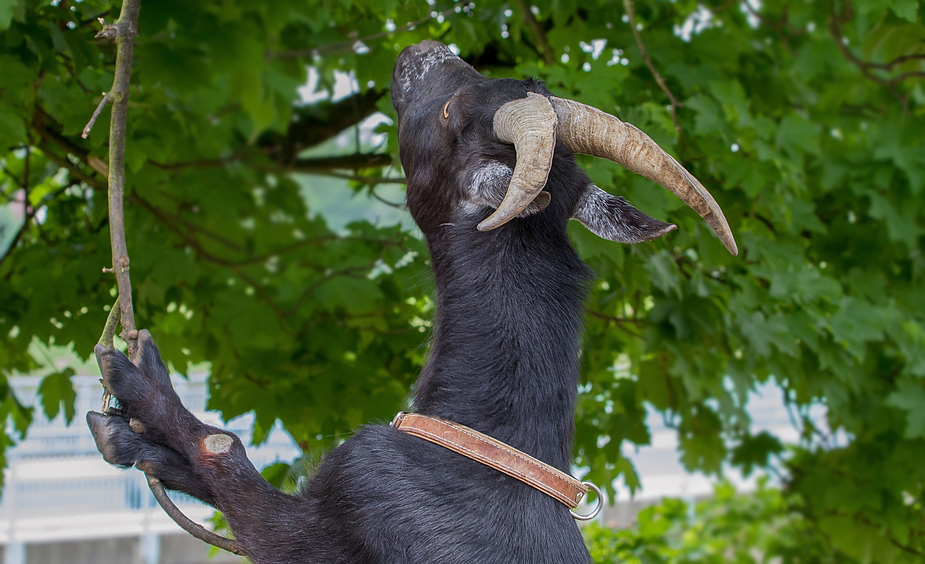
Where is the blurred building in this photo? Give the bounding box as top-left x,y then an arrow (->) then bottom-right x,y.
2,374 -> 299,564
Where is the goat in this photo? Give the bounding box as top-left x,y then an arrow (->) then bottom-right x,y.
87,40 -> 736,563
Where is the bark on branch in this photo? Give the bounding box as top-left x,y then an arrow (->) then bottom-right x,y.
100,2 -> 140,356
623,0 -> 683,131
81,92 -> 111,139
828,1 -> 924,109
514,0 -> 554,66
89,0 -> 243,555
262,89 -> 384,162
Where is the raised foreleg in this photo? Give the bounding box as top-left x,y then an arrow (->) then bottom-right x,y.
87,331 -> 321,562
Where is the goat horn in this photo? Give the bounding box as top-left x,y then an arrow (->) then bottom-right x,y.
550,97 -> 738,256
478,93 -> 557,231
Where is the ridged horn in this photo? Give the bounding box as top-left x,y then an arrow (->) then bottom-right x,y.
478,92 -> 558,231
550,97 -> 738,256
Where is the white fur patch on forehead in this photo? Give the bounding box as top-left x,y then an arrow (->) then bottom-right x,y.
399,47 -> 460,95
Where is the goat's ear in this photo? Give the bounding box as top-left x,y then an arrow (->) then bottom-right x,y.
571,184 -> 677,243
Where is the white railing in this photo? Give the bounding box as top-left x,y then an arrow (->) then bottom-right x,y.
2,373 -> 300,564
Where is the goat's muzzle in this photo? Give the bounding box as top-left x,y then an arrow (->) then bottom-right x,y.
482,94 -> 738,256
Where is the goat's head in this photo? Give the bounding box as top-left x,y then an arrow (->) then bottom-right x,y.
392,40 -> 737,256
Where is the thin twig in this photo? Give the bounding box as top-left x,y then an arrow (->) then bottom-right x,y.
623,0 -> 683,131
369,187 -> 407,209
98,298 -> 121,415
0,149 -> 32,268
98,298 -> 121,348
133,192 -> 404,267
514,0 -> 554,65
740,0 -> 798,55
1,166 -> 24,199
587,310 -> 645,339
827,2 -> 915,107
81,92 -> 111,139
148,156 -> 238,171
60,53 -> 93,94
91,0 -> 244,555
99,2 -> 141,355
828,3 -> 924,75
321,171 -> 407,186
874,53 -> 925,70
887,72 -> 925,84
34,139 -> 107,191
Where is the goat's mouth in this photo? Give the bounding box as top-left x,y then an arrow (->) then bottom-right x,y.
479,92 -> 738,255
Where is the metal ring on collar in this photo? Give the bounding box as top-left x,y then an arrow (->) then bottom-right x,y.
570,482 -> 603,521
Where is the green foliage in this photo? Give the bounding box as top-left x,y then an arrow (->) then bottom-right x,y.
584,480 -> 850,564
0,0 -> 923,560
37,367 -> 76,424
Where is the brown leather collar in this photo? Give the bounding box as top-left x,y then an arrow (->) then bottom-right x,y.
391,412 -> 602,520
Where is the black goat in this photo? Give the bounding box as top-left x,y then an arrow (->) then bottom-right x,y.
88,40 -> 735,563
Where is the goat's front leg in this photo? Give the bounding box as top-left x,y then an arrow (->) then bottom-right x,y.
87,331 -> 305,560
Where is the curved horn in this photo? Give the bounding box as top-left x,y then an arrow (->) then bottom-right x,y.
550,97 -> 738,256
478,93 -> 558,231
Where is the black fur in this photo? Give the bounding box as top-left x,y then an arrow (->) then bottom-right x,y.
87,41 -> 672,563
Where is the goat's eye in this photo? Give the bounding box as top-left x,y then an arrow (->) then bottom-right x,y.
442,101 -> 451,119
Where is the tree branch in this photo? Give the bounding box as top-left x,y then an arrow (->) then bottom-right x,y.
368,188 -> 406,209
875,53 -> 925,71
315,171 -> 405,187
147,156 -> 238,171
623,0 -> 683,131
33,87 -> 388,187
740,1 -> 800,55
81,91 -> 110,138
587,310 -> 645,339
99,3 -> 140,355
149,151 -> 393,176
261,89 -> 384,163
34,139 -> 107,191
828,2 -> 920,106
0,149 -> 31,268
133,192 -> 404,268
514,0 -> 554,66
273,152 -> 393,174
89,1 -> 245,555
98,298 -> 121,348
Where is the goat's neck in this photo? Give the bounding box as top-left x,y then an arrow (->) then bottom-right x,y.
413,220 -> 590,471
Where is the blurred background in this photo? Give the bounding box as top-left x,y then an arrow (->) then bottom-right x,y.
0,0 -> 923,562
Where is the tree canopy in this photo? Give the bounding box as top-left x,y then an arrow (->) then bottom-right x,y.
1,0 -> 923,560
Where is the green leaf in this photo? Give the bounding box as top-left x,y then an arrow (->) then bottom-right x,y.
890,0 -> 919,22
0,0 -> 20,30
731,431 -> 784,476
644,250 -> 681,298
0,102 -> 26,146
887,379 -> 925,439
38,368 -> 77,424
